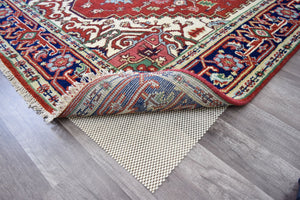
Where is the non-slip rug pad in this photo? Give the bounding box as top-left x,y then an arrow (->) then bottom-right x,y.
70,107 -> 226,192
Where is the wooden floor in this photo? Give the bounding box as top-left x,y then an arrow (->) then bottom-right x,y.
0,50 -> 299,200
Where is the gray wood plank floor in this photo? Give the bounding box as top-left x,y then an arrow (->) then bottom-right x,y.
0,50 -> 299,200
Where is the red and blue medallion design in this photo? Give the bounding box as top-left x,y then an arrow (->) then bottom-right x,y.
0,0 -> 299,119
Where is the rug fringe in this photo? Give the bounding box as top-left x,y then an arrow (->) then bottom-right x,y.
0,54 -> 134,122
0,59 -> 53,120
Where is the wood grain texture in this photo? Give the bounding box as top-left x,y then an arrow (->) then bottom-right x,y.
0,119 -> 51,200
154,144 -> 273,200
0,50 -> 299,199
200,118 -> 300,200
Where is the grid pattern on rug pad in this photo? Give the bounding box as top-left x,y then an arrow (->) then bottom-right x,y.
70,107 -> 226,192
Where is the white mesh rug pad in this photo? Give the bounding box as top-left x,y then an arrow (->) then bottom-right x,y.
70,107 -> 226,192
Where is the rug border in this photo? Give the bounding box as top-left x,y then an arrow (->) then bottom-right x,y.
169,43 -> 300,106
0,53 -> 54,120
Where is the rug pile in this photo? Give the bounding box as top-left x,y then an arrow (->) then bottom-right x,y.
0,0 -> 299,192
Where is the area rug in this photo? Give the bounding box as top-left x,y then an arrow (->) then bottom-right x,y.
0,0 -> 299,193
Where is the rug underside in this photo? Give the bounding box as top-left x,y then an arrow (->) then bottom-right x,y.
70,107 -> 226,192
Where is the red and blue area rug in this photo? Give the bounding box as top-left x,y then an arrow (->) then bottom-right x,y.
0,0 -> 299,120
